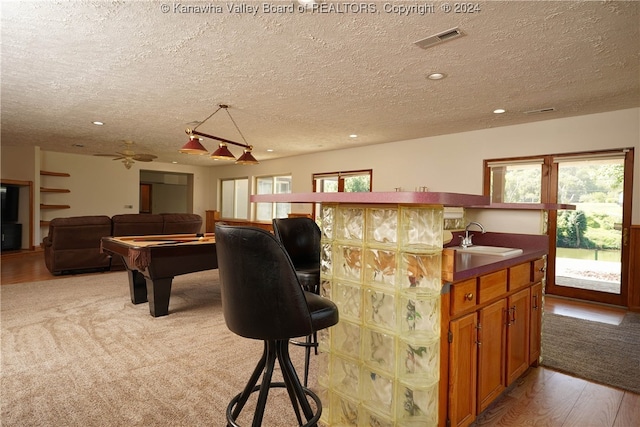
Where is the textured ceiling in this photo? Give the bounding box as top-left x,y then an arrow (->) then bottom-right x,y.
2,1 -> 639,167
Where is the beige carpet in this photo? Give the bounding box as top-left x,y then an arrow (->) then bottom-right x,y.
1,270 -> 317,426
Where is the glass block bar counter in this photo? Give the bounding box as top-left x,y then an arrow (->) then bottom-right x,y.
319,202 -> 446,426
251,192 -> 490,427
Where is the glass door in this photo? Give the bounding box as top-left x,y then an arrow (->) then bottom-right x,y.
546,151 -> 632,306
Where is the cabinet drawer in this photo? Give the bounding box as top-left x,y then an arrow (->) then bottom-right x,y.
451,278 -> 477,316
509,263 -> 532,291
533,258 -> 545,283
478,270 -> 507,304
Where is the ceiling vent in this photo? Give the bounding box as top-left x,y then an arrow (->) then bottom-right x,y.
524,107 -> 556,115
414,27 -> 466,50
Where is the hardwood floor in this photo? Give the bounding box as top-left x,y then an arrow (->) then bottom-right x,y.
545,295 -> 627,326
473,366 -> 640,427
2,252 -> 639,426
1,249 -> 54,284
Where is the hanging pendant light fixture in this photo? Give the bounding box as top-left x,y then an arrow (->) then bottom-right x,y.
180,104 -> 259,165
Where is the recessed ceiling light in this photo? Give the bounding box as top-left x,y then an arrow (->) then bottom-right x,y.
427,72 -> 446,80
349,134 -> 358,138
92,121 -> 104,126
267,149 -> 274,152
493,109 -> 506,114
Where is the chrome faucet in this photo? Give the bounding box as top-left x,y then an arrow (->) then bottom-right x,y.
460,222 -> 485,248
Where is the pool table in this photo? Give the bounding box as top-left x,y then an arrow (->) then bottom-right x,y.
101,233 -> 217,317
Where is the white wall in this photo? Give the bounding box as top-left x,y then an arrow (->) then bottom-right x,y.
140,170 -> 191,214
151,184 -> 188,214
211,108 -> 640,226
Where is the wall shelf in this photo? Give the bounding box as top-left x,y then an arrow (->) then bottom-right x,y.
40,171 -> 71,223
40,187 -> 70,193
40,204 -> 70,210
40,171 -> 70,177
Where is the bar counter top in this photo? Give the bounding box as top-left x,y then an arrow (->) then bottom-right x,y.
251,191 -> 490,206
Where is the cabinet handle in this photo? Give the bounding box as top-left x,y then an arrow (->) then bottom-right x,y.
464,293 -> 474,301
476,323 -> 482,346
533,295 -> 538,310
506,307 -> 517,326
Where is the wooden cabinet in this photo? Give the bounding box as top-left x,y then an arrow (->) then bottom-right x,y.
448,312 -> 478,427
450,278 -> 476,316
445,258 -> 543,427
477,270 -> 507,304
505,287 -> 530,385
529,282 -> 543,364
477,299 -> 507,413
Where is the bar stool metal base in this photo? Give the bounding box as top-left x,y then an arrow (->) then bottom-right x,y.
226,340 -> 322,427
290,333 -> 318,387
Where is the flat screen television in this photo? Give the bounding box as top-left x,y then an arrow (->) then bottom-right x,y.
1,185 -> 20,223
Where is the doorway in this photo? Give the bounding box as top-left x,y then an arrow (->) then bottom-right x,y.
485,148 -> 633,307
547,151 -> 633,306
139,171 -> 193,214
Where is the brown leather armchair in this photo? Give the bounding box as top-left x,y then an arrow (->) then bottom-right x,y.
43,216 -> 113,275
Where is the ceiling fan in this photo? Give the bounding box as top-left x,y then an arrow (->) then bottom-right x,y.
94,141 -> 157,169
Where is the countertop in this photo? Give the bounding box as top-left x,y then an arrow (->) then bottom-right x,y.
442,232 -> 548,282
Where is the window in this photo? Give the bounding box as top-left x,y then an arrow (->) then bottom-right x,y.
255,175 -> 292,221
220,178 -> 248,219
313,170 -> 372,193
486,159 -> 543,203
312,169 -> 372,218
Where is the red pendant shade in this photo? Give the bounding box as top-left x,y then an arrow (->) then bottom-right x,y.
179,136 -> 208,155
210,143 -> 236,160
235,149 -> 259,165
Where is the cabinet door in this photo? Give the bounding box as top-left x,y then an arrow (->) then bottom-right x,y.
505,288 -> 531,385
477,298 -> 507,413
529,282 -> 543,365
448,312 -> 478,427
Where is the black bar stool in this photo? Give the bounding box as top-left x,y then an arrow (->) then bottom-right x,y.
272,217 -> 322,387
215,224 -> 339,427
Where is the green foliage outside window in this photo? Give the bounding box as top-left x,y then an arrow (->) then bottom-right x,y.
556,163 -> 623,250
345,175 -> 370,192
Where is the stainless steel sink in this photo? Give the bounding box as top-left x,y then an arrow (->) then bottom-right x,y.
454,245 -> 523,257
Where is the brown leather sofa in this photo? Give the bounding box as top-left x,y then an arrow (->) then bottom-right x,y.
43,213 -> 202,275
108,213 -> 203,270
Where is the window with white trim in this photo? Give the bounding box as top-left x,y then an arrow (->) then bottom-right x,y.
220,177 -> 249,219
255,175 -> 292,221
